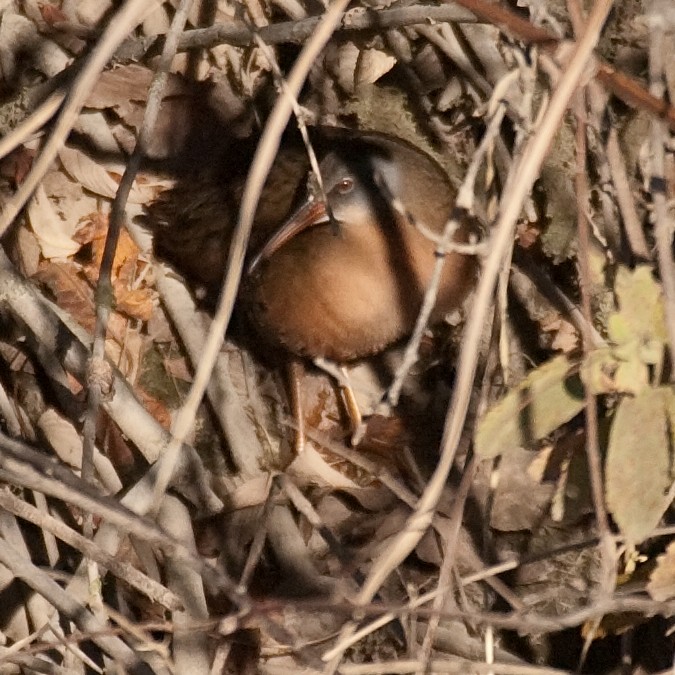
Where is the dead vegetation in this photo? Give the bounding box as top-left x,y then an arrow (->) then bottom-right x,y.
0,0 -> 674,673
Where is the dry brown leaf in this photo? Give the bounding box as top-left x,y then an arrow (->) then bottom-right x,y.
333,41 -> 360,94
541,312 -> 580,354
137,387 -> 172,430
516,221 -> 542,249
33,260 -> 95,332
12,225 -> 41,277
96,412 -> 136,476
84,63 -> 190,122
0,147 -> 35,186
76,214 -> 154,322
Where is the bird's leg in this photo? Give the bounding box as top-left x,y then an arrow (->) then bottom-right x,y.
286,357 -> 306,454
338,366 -> 365,446
314,358 -> 367,446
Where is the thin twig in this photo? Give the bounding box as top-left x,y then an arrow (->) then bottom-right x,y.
113,4 -> 478,60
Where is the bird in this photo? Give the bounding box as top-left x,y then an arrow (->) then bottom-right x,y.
150,126 -> 478,363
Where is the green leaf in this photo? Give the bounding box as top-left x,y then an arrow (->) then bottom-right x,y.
475,355 -> 585,458
605,387 -> 673,545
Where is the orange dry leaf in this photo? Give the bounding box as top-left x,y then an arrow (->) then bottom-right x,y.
75,213 -> 141,278
115,288 -> 154,322
75,213 -> 154,321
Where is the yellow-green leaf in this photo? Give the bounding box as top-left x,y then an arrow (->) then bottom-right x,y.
475,355 -> 585,458
607,266 -> 667,366
606,387 -> 673,545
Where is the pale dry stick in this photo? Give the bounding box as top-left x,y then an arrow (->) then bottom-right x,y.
278,474 -> 354,571
0,509 -> 62,658
210,643 -> 232,675
0,92 -> 63,162
415,23 -> 492,105
332,527 -> 664,659
32,490 -> 59,566
297,421 -> 521,603
605,123 -> 650,260
158,495 -> 210,675
319,593 -> 675,642
417,24 -> 492,102
462,520 -> 675,588
271,0 -> 307,20
0,0 -> 161,238
0,487 -> 183,611
567,0 -> 613,540
48,618 -> 105,674
298,423 -> 420,506
0,605 -> 55,664
238,481 -> 276,590
322,2 -> 615,670
510,257 -> 606,348
0,379 -> 22,436
150,0 -> 351,506
243,0 -> 268,28
82,2 -> 197,597
648,12 -> 675,377
1,616 -> 104,674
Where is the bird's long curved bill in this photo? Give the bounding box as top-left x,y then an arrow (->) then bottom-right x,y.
247,199 -> 329,274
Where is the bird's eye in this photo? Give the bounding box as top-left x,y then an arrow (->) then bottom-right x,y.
337,177 -> 354,194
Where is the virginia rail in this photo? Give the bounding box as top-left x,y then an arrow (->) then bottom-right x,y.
151,126 -> 478,364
